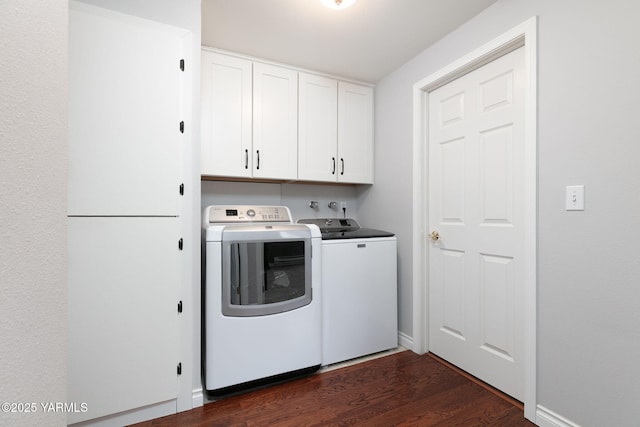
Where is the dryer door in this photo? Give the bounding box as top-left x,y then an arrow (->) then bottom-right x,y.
221,226 -> 312,317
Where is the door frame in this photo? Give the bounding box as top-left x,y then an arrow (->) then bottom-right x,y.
411,17 -> 537,421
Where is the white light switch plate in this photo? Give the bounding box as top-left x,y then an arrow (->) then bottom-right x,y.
566,185 -> 585,211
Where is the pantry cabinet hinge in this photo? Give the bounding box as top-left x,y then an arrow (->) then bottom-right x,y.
179,121 -> 184,134
179,183 -> 184,195
178,238 -> 183,251
179,59 -> 185,72
178,300 -> 183,313
177,363 -> 182,376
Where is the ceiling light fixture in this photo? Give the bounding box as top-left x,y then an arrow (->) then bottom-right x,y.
321,0 -> 358,10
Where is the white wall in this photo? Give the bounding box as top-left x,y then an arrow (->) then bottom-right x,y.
202,182 -> 359,222
79,0 -> 200,31
361,0 -> 640,425
0,1 -> 68,426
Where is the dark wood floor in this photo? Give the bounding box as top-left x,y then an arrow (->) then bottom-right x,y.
132,350 -> 535,426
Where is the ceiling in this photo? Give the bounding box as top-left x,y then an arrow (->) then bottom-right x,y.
201,0 -> 498,83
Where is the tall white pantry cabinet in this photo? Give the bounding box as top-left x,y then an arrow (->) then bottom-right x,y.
68,3 -> 193,425
201,49 -> 374,183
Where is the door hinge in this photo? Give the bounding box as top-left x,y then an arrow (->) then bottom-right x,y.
179,121 -> 184,134
178,238 -> 183,251
178,300 -> 183,313
179,183 -> 184,196
177,363 -> 182,375
179,59 -> 185,72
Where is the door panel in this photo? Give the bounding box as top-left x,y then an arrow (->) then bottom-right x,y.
253,63 -> 298,180
479,253 -> 515,360
298,73 -> 338,182
68,6 -> 182,215
439,91 -> 465,125
480,125 -> 513,224
337,82 -> 374,183
480,70 -> 514,112
68,217 -> 179,424
201,51 -> 252,177
441,137 -> 466,224
428,47 -> 525,401
441,249 -> 466,340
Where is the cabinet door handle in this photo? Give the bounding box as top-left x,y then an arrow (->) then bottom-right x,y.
340,158 -> 345,175
332,157 -> 336,175
244,149 -> 248,169
256,150 -> 260,170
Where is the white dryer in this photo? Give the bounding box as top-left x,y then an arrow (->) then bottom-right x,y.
203,205 -> 322,393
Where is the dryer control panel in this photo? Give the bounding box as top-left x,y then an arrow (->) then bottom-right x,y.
207,205 -> 292,223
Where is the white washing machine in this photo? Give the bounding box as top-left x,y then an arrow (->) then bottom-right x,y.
298,218 -> 397,366
203,205 -> 322,393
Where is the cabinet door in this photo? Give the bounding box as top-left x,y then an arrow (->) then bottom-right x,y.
298,73 -> 338,182
201,51 -> 252,178
253,63 -> 298,180
338,82 -> 374,184
68,217 -> 179,424
69,6 -> 181,215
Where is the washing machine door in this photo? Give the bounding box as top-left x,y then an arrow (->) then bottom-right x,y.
221,225 -> 312,317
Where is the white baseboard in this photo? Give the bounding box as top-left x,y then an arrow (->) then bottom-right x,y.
68,400 -> 175,427
536,405 -> 580,427
397,331 -> 582,427
398,331 -> 413,351
192,387 -> 204,408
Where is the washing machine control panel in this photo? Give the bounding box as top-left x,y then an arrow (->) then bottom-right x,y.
298,218 -> 360,232
207,205 -> 292,223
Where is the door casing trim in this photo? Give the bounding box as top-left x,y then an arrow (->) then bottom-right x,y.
411,16 -> 538,422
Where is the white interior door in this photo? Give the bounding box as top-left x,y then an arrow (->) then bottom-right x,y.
428,47 -> 525,401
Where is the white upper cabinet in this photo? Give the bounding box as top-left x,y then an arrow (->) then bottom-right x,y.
201,52 -> 298,180
201,51 -> 252,178
298,73 -> 338,182
299,76 -> 374,184
252,63 -> 298,180
201,49 -> 373,184
338,81 -> 374,184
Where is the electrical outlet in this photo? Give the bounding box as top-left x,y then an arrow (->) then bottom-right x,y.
340,201 -> 347,211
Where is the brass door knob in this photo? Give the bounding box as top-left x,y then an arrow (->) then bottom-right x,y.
429,231 -> 440,241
